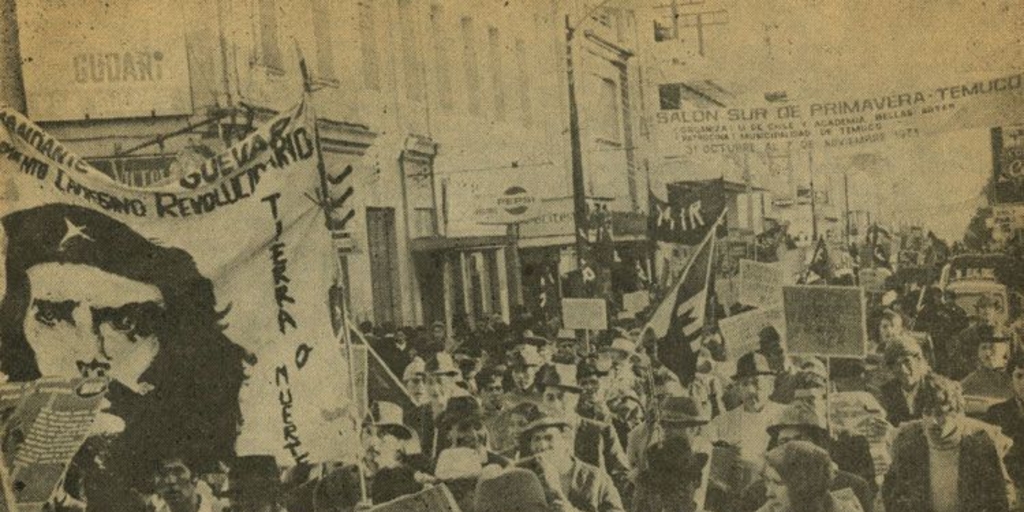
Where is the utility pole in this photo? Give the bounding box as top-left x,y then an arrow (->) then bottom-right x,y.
809,145 -> 818,241
565,15 -> 589,277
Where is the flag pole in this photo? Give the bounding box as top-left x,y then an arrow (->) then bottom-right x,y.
296,41 -> 369,503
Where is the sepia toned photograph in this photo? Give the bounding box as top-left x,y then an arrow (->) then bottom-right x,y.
0,0 -> 1021,511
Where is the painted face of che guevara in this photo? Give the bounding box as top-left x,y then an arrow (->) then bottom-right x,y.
23,262 -> 163,393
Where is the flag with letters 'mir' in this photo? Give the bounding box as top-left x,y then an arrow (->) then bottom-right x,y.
643,210 -> 724,385
0,98 -> 358,485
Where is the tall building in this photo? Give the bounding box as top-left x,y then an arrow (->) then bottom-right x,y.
0,0 -> 651,334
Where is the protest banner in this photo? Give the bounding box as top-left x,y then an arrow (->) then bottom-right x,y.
561,298 -> 608,331
738,260 -> 784,308
783,286 -> 868,358
0,100 -> 357,476
0,378 -> 104,510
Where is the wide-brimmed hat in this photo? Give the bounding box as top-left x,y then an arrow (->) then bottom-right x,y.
767,403 -> 828,438
437,396 -> 484,434
367,401 -> 414,438
642,437 -> 709,486
732,352 -> 776,380
225,455 -> 281,499
518,403 -> 572,438
659,396 -> 710,425
510,345 -> 544,368
539,363 -> 582,393
522,331 -> 550,348
474,468 -> 547,512
427,352 -> 461,376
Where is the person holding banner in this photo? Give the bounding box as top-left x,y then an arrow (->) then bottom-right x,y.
0,204 -> 249,510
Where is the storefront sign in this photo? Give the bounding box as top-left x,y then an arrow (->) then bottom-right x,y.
17,0 -> 193,120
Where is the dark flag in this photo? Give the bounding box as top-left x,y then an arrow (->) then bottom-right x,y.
642,210 -> 724,385
868,225 -> 893,269
804,238 -> 833,284
648,179 -> 727,245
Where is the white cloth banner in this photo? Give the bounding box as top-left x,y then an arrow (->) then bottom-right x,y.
0,101 -> 356,473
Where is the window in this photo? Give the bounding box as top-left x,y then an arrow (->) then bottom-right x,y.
658,83 -> 720,110
404,159 -> 437,238
358,1 -> 380,90
430,5 -> 453,110
597,77 -> 620,142
515,38 -> 531,127
488,27 -> 505,120
461,17 -> 481,114
258,0 -> 282,70
312,0 -> 336,81
399,0 -> 423,101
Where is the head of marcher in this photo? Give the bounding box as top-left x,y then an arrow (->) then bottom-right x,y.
554,330 -> 580,364
152,456 -> 201,512
402,357 -> 428,406
519,404 -> 574,468
878,308 -> 907,346
362,402 -> 418,476
1009,351 -> 1024,402
733,351 -> 777,412
976,325 -> 1011,370
225,455 -> 283,512
475,365 -> 506,408
474,468 -> 548,512
539,363 -> 582,417
438,396 -> 489,458
426,352 -> 462,410
577,359 -> 609,404
763,441 -> 836,512
757,326 -> 787,372
509,344 -> 544,393
918,373 -> 966,444
885,334 -> 929,390
603,337 -> 636,368
639,436 -> 709,512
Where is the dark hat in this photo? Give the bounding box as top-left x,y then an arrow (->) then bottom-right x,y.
522,331 -> 549,348
539,363 -> 582,393
766,403 -> 828,438
659,396 -> 710,425
577,359 -> 610,380
226,455 -> 281,499
312,464 -> 363,512
642,437 -> 708,486
437,396 -> 484,434
732,352 -> 776,380
474,468 -> 547,512
517,403 -> 572,439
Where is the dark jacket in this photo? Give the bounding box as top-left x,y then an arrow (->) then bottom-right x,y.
735,468 -> 874,512
518,457 -> 625,512
985,398 -> 1024,486
882,420 -> 1010,512
878,379 -> 921,427
574,417 -> 631,485
371,466 -> 422,505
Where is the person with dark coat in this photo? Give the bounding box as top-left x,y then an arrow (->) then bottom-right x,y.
883,373 -> 1012,512
984,351 -> 1024,487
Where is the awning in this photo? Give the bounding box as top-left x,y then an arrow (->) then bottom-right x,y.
409,234 -> 511,252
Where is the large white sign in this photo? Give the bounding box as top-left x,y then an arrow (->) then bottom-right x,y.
17,0 -> 193,121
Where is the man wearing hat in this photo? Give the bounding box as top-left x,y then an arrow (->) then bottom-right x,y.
633,437 -> 709,512
475,468 -> 549,512
402,357 -> 428,407
961,325 -> 1014,404
727,403 -> 876,512
576,359 -> 613,423
601,337 -> 639,399
148,456 -> 229,512
515,405 -> 625,512
537,363 -> 631,491
409,352 -> 467,459
435,395 -> 510,469
708,352 -> 784,466
362,401 -> 425,505
877,334 -> 930,427
508,344 -> 545,396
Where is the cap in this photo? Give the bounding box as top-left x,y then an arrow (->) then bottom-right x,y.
539,363 -> 582,393
732,352 -> 776,380
659,396 -> 710,425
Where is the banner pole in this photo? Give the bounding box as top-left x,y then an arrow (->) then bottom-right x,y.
297,41 -> 369,503
825,356 -> 833,439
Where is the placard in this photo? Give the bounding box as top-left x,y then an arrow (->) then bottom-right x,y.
783,285 -> 868,358
561,298 -> 608,331
622,290 -> 651,315
738,260 -> 784,308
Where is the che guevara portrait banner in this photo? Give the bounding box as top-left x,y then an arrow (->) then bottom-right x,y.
0,100 -> 358,473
